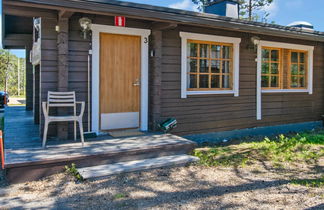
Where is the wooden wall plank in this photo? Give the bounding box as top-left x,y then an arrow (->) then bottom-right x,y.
160,27 -> 324,135
39,13 -> 324,137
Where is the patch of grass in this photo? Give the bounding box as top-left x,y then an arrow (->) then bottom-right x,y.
194,132 -> 324,167
290,176 -> 324,188
250,134 -> 323,163
65,163 -> 84,182
194,147 -> 253,167
10,95 -> 26,98
113,193 -> 127,200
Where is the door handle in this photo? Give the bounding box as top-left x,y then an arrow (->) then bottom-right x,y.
133,79 -> 141,86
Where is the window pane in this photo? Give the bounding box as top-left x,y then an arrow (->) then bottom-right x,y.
222,61 -> 230,73
271,50 -> 279,61
270,76 -> 279,87
222,75 -> 230,88
291,64 -> 298,75
262,63 -> 269,74
261,76 -> 269,87
211,75 -> 220,88
188,74 -> 197,88
199,74 -> 209,88
271,63 -> 279,74
262,49 -> 270,61
211,45 -> 221,59
291,52 -> 298,63
299,64 -> 305,75
188,43 -> 198,57
291,76 -> 298,88
299,52 -> 305,63
211,60 -> 221,73
200,44 -> 209,58
199,59 -> 209,73
188,59 -> 197,73
222,46 -> 231,59
299,77 -> 306,87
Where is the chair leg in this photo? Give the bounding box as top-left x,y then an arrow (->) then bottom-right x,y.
42,120 -> 49,148
78,120 -> 85,146
74,121 -> 77,141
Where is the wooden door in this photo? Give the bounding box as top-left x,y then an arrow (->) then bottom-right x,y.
100,33 -> 141,130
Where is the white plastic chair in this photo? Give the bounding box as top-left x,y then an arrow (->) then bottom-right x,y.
42,91 -> 85,148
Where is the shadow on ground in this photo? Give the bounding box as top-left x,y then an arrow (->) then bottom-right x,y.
1,160 -> 323,209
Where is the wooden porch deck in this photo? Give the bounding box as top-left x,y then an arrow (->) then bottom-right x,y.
3,107 -> 197,183
4,106 -> 40,149
5,134 -> 196,167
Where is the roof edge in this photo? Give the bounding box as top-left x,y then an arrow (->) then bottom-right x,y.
6,0 -> 324,42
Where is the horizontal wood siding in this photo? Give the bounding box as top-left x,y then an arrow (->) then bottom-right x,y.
40,17 -> 58,136
67,15 -> 90,134
40,13 -> 152,137
39,13 -> 324,137
161,26 -> 324,135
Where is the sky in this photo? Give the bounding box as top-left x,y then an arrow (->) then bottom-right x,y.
2,0 -> 324,58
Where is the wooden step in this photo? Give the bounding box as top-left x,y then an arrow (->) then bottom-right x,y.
78,155 -> 199,179
5,134 -> 197,183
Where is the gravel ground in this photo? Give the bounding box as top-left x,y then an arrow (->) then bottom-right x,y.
8,97 -> 26,105
0,160 -> 323,210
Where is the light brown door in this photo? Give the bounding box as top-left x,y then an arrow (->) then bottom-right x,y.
100,33 -> 141,130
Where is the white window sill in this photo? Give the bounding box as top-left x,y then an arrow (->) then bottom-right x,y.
262,89 -> 310,93
186,90 -> 238,96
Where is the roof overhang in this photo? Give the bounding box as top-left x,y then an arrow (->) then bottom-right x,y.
1,15 -> 33,49
3,0 -> 324,42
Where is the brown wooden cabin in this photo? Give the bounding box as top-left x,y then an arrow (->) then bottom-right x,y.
3,0 -> 324,140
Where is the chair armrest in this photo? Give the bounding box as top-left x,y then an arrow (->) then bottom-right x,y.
76,101 -> 85,118
42,102 -> 48,117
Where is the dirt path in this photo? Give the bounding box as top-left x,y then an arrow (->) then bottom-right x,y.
0,161 -> 323,209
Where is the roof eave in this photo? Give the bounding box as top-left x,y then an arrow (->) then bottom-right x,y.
6,0 -> 324,42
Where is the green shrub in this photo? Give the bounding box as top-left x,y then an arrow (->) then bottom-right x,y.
65,163 -> 84,182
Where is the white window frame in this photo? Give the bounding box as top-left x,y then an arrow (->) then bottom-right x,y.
180,32 -> 241,98
256,40 -> 314,120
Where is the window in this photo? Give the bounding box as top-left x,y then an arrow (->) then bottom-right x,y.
256,40 -> 314,121
187,40 -> 233,90
260,46 -> 310,91
289,51 -> 307,88
180,32 -> 241,98
261,48 -> 281,88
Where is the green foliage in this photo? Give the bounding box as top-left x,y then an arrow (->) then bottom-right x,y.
113,193 -> 127,199
194,147 -> 253,167
65,163 -> 84,182
239,0 -> 273,21
0,116 -> 4,131
192,0 -> 213,11
0,49 -> 26,96
290,176 -> 324,188
194,132 -> 324,167
191,0 -> 274,22
251,134 -> 323,163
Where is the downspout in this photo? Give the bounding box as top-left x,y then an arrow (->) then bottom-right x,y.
256,41 -> 262,120
88,47 -> 92,133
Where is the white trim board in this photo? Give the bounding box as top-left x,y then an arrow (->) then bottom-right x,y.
179,32 -> 241,98
91,24 -> 151,133
256,40 -> 314,120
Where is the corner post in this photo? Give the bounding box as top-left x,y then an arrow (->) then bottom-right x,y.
149,29 -> 162,130
57,14 -> 70,139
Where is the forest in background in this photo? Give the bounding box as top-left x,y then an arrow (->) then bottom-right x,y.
0,49 -> 26,97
